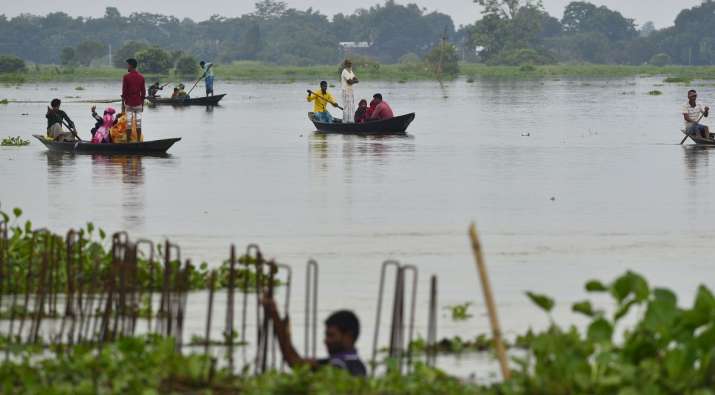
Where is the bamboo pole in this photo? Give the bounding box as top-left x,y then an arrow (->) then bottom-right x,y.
468,223 -> 511,380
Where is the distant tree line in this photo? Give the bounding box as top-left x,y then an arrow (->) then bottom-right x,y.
0,0 -> 453,67
1,0 -> 715,68
460,0 -> 715,66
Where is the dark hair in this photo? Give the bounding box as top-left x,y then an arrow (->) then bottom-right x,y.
325,310 -> 360,341
358,99 -> 367,106
688,89 -> 697,95
126,58 -> 138,68
50,98 -> 61,107
373,93 -> 383,100
320,80 -> 328,86
200,61 -> 206,66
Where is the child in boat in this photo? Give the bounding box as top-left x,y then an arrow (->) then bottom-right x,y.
109,112 -> 128,143
366,98 -> 378,119
91,106 -> 115,144
354,99 -> 368,123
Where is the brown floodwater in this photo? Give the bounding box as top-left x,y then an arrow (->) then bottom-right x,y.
1,77 -> 715,378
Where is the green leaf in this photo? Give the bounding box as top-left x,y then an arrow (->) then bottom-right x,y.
692,285 -> 715,325
585,280 -> 608,292
611,271 -> 649,304
643,288 -> 679,333
99,229 -> 106,240
0,211 -> 8,223
613,299 -> 637,322
587,317 -> 613,343
525,291 -> 555,313
24,220 -> 32,234
86,222 -> 94,234
12,207 -> 22,218
572,300 -> 595,317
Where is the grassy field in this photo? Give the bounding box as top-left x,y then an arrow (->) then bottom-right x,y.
3,62 -> 715,84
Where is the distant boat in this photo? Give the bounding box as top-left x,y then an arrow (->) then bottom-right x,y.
147,94 -> 226,106
309,112 -> 415,135
33,135 -> 181,155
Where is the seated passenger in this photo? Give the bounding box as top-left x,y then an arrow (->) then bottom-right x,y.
368,93 -> 394,121
45,98 -> 77,142
354,99 -> 368,123
171,87 -> 180,99
91,107 -> 115,144
308,80 -> 341,123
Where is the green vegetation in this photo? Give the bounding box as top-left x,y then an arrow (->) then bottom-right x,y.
0,207 -> 274,293
0,99 -> 8,104
1,270 -> 715,394
665,76 -> 693,84
176,55 -> 199,77
136,47 -> 173,74
648,90 -> 663,96
3,63 -> 715,84
1,136 -> 30,146
446,302 -> 473,321
0,55 -> 26,73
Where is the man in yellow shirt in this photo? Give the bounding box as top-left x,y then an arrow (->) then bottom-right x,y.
308,81 -> 342,123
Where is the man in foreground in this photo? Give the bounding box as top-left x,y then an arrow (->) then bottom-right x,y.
683,89 -> 710,139
368,93 -> 394,121
121,58 -> 146,142
262,294 -> 367,377
45,99 -> 77,141
308,81 -> 342,123
200,61 -> 215,97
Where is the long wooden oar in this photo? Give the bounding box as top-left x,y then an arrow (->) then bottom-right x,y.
61,120 -> 82,142
186,72 -> 207,96
307,90 -> 343,110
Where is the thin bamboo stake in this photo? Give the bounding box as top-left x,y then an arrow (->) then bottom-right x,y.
468,223 -> 511,380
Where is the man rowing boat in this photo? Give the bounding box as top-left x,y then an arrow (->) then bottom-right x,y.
683,89 -> 710,139
308,81 -> 342,123
45,98 -> 78,141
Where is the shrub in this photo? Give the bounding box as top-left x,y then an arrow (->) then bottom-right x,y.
113,41 -> 150,68
487,48 -> 556,66
649,52 -> 671,67
0,55 -> 26,74
176,55 -> 198,76
135,47 -> 173,74
423,44 -> 460,78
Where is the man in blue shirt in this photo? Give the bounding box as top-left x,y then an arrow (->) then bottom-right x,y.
262,295 -> 367,377
199,61 -> 215,97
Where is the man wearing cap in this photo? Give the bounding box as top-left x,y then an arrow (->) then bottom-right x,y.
122,58 -> 146,142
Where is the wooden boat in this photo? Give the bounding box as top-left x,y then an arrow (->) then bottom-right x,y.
309,112 -> 415,135
33,135 -> 181,155
147,94 -> 226,106
681,129 -> 715,146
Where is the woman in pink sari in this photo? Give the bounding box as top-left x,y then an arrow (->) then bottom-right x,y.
91,107 -> 116,144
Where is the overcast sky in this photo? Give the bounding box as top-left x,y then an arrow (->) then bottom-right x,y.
2,0 -> 702,28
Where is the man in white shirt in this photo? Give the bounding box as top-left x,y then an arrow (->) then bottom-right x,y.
683,89 -> 710,139
340,59 -> 359,123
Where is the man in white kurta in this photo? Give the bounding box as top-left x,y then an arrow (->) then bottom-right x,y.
341,60 -> 358,123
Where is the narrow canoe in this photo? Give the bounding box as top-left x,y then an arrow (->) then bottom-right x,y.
682,130 -> 715,146
309,112 -> 415,135
33,135 -> 181,155
147,94 -> 226,106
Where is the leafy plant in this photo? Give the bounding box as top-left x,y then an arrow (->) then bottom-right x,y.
1,136 -> 29,146
445,302 -> 473,321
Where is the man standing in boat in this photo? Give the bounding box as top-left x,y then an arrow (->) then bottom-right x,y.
121,58 -> 146,142
308,81 -> 342,123
683,89 -> 710,139
200,61 -> 215,97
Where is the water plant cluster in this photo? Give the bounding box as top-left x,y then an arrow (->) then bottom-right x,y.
0,207 -> 272,294
0,136 -> 29,146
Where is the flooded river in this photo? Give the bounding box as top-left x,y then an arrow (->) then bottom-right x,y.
1,77 -> 715,378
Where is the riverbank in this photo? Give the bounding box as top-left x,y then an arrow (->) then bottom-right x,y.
3,62 -> 715,84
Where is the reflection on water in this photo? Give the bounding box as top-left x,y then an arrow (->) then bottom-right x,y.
683,145 -> 712,182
